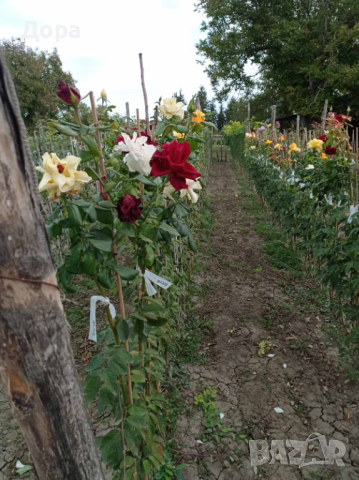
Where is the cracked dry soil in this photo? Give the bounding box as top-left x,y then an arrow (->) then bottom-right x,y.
177,159 -> 359,480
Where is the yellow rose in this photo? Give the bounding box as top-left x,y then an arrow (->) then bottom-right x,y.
192,109 -> 205,124
320,153 -> 327,160
274,144 -> 281,150
288,143 -> 301,154
307,139 -> 323,152
173,131 -> 185,139
280,135 -> 285,141
265,140 -> 272,145
36,153 -> 91,201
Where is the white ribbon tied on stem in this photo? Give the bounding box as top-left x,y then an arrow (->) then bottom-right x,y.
89,296 -> 116,342
348,205 -> 359,224
138,269 -> 172,296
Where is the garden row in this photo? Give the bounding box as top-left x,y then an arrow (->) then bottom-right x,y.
34,79 -> 215,480
225,113 -> 359,379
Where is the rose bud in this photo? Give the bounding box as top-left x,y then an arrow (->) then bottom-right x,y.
116,194 -> 142,223
56,81 -> 81,106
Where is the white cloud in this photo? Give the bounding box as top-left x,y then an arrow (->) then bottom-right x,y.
1,0 -> 215,118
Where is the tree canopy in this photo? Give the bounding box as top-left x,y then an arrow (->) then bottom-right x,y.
196,0 -> 359,118
1,38 -> 76,130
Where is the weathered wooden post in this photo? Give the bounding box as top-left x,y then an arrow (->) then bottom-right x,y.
247,102 -> 250,134
322,99 -> 328,132
0,50 -> 105,480
271,105 -> 276,142
139,53 -> 149,134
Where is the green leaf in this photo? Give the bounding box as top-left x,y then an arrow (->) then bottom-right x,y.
83,375 -> 101,403
100,430 -> 123,467
49,122 -> 78,136
79,150 -> 96,163
81,134 -> 101,157
16,465 -> 32,475
108,358 -> 127,375
127,415 -> 147,429
97,268 -> 113,289
86,355 -> 105,372
116,222 -> 136,239
187,232 -> 197,252
145,244 -> 155,267
113,347 -> 133,365
176,125 -> 189,133
143,459 -> 151,475
104,181 -> 117,192
95,207 -> 114,225
46,222 -> 62,239
100,385 -> 116,406
67,204 -> 83,227
113,266 -> 139,280
103,370 -> 118,394
134,174 -> 155,186
88,230 -> 113,252
159,222 -> 179,236
117,320 -> 130,342
203,121 -> 217,130
130,369 -> 146,383
81,252 -> 97,276
129,405 -> 148,417
155,122 -> 166,136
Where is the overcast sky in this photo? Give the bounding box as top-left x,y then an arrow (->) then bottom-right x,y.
1,0 -> 216,117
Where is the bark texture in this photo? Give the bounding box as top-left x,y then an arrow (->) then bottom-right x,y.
0,50 -> 105,480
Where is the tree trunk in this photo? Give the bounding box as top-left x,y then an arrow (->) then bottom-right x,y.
0,50 -> 105,480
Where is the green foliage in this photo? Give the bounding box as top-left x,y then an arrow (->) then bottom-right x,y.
196,0 -> 359,117
1,38 -> 76,130
194,389 -> 232,444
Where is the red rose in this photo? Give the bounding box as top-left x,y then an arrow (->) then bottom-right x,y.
325,146 -> 337,155
56,81 -> 80,105
318,135 -> 328,143
116,194 -> 141,223
150,141 -> 200,190
334,115 -> 344,123
115,132 -> 158,146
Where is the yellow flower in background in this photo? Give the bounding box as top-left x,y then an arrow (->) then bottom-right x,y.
36,153 -> 91,200
274,144 -> 281,150
192,109 -> 206,124
280,135 -> 285,141
288,143 -> 301,154
307,139 -> 323,152
320,153 -> 327,160
101,89 -> 107,98
265,140 -> 272,145
173,131 -> 185,139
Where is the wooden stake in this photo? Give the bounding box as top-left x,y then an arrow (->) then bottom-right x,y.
247,102 -> 250,133
271,105 -> 276,142
126,102 -> 131,131
296,115 -> 300,143
322,99 -> 328,133
139,53 -> 149,134
136,108 -> 140,134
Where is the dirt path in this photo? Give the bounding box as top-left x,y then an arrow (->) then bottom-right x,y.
177,158 -> 359,480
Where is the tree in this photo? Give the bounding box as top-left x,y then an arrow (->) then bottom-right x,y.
196,0 -> 359,117
0,49 -> 105,480
197,85 -> 209,112
1,38 -> 76,130
173,88 -> 186,103
217,103 -> 226,130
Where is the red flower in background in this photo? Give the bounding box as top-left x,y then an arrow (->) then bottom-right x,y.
335,115 -> 344,123
56,81 -> 80,105
318,135 -> 328,143
116,194 -> 142,223
325,146 -> 337,155
114,132 -> 158,146
150,141 -> 200,190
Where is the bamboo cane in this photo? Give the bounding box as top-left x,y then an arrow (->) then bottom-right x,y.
126,102 -> 131,131
136,108 -> 140,135
139,53 -> 149,133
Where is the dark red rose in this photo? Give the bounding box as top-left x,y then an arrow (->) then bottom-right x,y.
150,141 -> 200,190
335,115 -> 344,123
115,135 -> 125,145
116,194 -> 141,223
318,135 -> 328,143
56,81 -> 80,105
325,146 -> 337,155
140,132 -> 158,146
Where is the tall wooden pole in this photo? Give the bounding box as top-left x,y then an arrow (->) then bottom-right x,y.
126,102 -> 131,131
139,53 -> 149,134
247,102 -> 250,133
322,99 -> 328,133
271,105 -> 276,142
0,50 -> 105,480
136,108 -> 140,134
